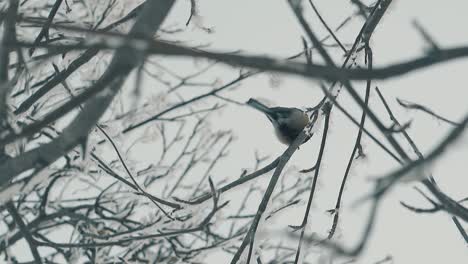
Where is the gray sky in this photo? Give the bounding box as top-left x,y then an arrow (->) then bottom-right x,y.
3,0 -> 468,264
158,0 -> 468,263
7,0 -> 466,262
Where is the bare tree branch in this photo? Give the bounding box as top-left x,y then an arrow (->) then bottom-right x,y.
0,0 -> 175,193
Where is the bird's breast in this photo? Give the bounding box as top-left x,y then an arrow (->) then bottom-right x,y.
274,123 -> 301,145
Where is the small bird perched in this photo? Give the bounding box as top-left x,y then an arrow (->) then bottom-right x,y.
247,98 -> 310,145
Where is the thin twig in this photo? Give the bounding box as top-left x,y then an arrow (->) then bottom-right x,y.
6,201 -> 42,263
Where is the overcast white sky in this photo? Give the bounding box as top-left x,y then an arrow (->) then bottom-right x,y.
147,0 -> 468,263
8,0 -> 468,263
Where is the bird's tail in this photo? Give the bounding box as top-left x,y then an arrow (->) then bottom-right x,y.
246,98 -> 272,114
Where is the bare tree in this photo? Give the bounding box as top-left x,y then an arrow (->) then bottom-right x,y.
0,0 -> 466,263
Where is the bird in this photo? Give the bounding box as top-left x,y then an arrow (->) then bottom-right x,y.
246,98 -> 310,145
